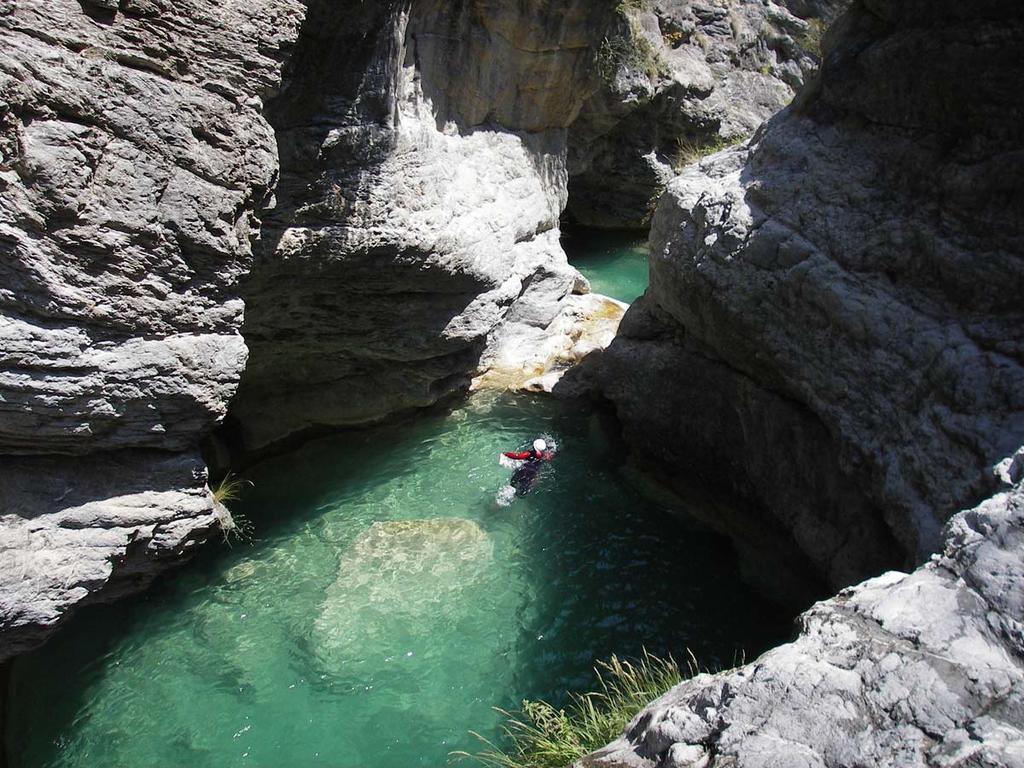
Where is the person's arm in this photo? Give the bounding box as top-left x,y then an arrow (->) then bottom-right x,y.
503,451 -> 531,460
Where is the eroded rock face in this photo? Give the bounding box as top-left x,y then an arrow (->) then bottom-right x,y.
580,0 -> 1024,587
584,476 -> 1024,768
0,0 -> 622,657
0,0 -> 304,658
565,0 -> 849,229
0,450 -> 219,660
577,2 -> 1024,762
227,0 -> 618,455
0,0 -> 302,452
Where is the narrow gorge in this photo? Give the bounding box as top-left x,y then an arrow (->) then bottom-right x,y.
1,0 -> 1021,767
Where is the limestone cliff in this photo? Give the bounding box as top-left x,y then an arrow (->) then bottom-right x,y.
565,0 -> 849,230
575,1 -> 1024,763
578,0 -> 1024,588
226,0 -> 617,455
0,0 -> 618,658
0,0 -> 304,660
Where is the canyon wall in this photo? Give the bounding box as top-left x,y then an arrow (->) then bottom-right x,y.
565,0 -> 848,230
0,0 -> 618,657
578,1 -> 1024,764
225,0 -> 617,456
576,0 -> 1024,589
0,0 -> 304,660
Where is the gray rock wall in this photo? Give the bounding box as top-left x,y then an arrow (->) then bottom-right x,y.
227,0 -> 617,456
581,0 -> 1024,587
0,0 -> 303,454
0,0 -> 304,659
565,0 -> 849,230
576,3 -> 1024,762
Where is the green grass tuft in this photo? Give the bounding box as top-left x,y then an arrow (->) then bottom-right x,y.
212,472 -> 249,505
451,650 -> 695,768
796,18 -> 825,59
211,472 -> 255,545
595,2 -> 665,83
671,134 -> 746,172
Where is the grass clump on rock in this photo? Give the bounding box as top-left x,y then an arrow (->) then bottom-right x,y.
212,472 -> 255,545
452,651 -> 690,768
671,134 -> 745,171
595,0 -> 664,82
796,17 -> 826,59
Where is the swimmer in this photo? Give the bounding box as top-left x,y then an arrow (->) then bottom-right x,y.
500,438 -> 555,496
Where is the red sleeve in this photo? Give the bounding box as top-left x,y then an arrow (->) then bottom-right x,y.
503,451 -> 531,460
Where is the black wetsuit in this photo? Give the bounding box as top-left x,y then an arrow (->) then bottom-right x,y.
502,448 -> 553,496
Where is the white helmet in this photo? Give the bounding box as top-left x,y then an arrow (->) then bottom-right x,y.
533,438 -> 547,452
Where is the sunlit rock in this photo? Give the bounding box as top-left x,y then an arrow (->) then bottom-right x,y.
473,292 -> 628,394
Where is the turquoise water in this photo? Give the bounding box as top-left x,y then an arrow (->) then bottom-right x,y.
6,239 -> 789,767
6,394 -> 790,768
562,228 -> 649,303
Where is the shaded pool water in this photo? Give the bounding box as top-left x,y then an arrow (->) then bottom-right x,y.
562,228 -> 649,303
6,394 -> 790,768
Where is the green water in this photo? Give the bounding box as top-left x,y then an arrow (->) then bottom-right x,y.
562,228 -> 649,303
6,241 -> 790,768
6,394 -> 790,768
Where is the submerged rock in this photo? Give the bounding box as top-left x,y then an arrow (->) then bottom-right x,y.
313,518 -> 493,664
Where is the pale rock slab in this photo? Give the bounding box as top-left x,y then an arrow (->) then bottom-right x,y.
474,291 -> 628,394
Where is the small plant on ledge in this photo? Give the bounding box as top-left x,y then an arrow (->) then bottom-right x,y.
451,650 -> 695,768
796,17 -> 826,59
211,472 -> 255,545
671,133 -> 746,172
595,0 -> 666,83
